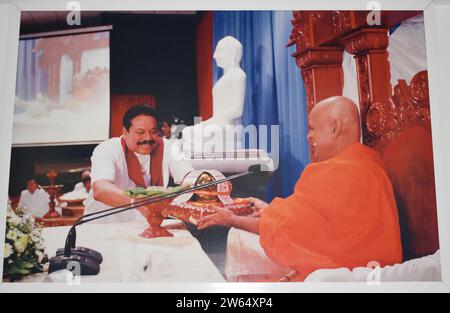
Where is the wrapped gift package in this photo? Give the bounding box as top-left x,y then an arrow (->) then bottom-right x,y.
163,170 -> 254,225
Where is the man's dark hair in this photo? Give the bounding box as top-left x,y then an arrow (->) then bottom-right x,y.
26,177 -> 38,188
123,104 -> 158,131
26,177 -> 37,184
159,116 -> 174,128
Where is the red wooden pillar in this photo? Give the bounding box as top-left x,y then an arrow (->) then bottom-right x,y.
341,28 -> 392,145
196,12 -> 214,120
294,48 -> 344,114
293,47 -> 344,160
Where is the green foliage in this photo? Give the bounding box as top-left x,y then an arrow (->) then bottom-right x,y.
124,185 -> 190,199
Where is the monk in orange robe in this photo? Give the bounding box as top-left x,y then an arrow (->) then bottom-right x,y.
197,96 -> 403,281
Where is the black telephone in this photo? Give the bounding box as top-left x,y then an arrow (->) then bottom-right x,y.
56,247 -> 103,264
48,254 -> 100,276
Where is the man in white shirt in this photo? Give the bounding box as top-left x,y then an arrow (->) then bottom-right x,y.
84,104 -> 193,223
73,170 -> 91,194
19,178 -> 50,218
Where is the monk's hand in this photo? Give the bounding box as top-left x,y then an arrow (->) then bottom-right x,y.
245,197 -> 269,217
197,205 -> 236,230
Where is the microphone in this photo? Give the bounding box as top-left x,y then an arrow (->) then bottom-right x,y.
48,167 -> 260,276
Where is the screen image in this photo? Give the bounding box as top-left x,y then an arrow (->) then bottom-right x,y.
13,31 -> 110,146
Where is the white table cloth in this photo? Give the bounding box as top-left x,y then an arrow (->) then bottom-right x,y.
22,220 -> 225,283
225,228 -> 292,282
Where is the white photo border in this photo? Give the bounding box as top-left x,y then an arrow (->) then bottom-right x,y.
0,0 -> 449,293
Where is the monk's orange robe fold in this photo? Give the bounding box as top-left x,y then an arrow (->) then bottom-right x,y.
259,143 -> 403,281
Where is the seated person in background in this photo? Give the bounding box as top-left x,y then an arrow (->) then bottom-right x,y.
18,178 -> 50,218
160,116 -> 175,141
73,170 -> 91,194
84,104 -> 194,223
58,170 -> 92,206
197,96 -> 403,281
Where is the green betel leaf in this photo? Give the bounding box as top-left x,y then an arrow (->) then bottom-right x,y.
124,187 -> 148,197
124,185 -> 190,199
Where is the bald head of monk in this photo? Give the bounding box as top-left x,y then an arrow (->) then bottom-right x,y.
307,96 -> 361,162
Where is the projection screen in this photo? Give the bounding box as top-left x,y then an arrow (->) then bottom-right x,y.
12,27 -> 111,146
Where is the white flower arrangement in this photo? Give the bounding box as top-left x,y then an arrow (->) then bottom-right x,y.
3,202 -> 48,281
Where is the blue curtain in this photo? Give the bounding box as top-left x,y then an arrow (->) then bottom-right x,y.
213,11 -> 310,200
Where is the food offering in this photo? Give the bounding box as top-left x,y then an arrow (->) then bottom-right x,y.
124,170 -> 254,239
164,170 -> 254,226
124,185 -> 191,238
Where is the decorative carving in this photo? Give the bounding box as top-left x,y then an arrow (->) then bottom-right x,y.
409,71 -> 429,104
294,48 -> 343,70
366,71 -> 431,150
341,28 -> 389,55
355,56 -> 374,144
288,11 -> 313,51
356,57 -> 371,108
366,99 -> 399,146
395,71 -> 431,126
289,11 -> 420,53
289,11 -> 338,51
301,70 -> 315,114
332,11 -> 353,35
311,12 -> 325,21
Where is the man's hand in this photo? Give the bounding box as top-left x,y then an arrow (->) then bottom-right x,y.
197,205 -> 236,230
245,197 -> 269,217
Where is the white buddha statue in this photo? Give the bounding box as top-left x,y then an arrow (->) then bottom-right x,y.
183,36 -> 246,154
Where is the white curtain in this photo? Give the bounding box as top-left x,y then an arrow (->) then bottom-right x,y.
387,14 -> 427,86
342,51 -> 359,110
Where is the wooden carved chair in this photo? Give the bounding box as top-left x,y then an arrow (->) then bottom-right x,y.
366,71 -> 439,260
224,11 -> 439,282
290,11 -> 439,261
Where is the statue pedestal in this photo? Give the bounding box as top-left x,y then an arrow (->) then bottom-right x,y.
182,123 -> 245,155
185,149 -> 274,174
181,125 -> 275,174
180,148 -> 275,201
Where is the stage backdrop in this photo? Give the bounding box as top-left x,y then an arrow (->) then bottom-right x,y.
213,11 -> 311,200
14,30 -> 110,146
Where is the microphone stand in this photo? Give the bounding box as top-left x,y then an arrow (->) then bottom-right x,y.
49,167 -> 261,275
